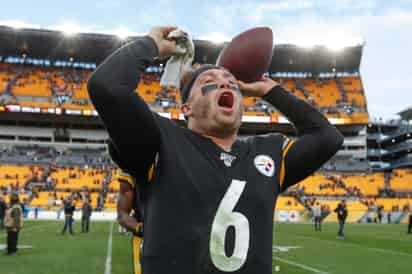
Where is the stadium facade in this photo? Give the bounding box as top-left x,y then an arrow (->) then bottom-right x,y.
1,25 -> 411,225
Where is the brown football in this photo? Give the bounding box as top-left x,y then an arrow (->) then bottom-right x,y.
217,27 -> 273,83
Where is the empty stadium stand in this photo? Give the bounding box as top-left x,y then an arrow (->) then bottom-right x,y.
0,60 -> 369,125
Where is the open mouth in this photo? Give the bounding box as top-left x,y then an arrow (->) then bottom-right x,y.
218,92 -> 234,109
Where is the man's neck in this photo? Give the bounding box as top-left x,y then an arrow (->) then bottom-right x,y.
204,134 -> 236,152
189,123 -> 238,152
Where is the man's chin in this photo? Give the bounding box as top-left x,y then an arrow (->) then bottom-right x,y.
215,116 -> 241,131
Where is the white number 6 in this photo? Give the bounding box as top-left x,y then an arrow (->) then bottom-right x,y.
209,179 -> 250,272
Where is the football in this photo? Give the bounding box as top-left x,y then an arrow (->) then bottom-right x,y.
216,27 -> 273,83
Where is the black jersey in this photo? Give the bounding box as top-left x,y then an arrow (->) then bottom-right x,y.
88,36 -> 343,274
138,115 -> 291,274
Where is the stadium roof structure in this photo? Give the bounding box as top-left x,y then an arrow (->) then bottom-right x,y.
0,26 -> 363,74
398,106 -> 412,121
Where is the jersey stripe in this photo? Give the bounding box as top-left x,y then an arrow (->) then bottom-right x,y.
279,139 -> 295,188
118,173 -> 135,188
147,163 -> 155,183
118,158 -> 156,187
132,236 -> 142,274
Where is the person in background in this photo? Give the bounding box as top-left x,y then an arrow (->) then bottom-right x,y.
312,202 -> 322,231
377,205 -> 383,223
109,143 -> 144,273
61,198 -> 75,235
81,200 -> 92,233
56,198 -> 63,220
335,200 -> 348,239
4,193 -> 23,255
407,206 -> 412,234
0,195 -> 7,229
34,207 -> 39,220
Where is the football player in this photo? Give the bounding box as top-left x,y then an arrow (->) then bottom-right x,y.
89,26 -> 343,274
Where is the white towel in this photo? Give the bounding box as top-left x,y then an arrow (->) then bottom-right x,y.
160,29 -> 194,89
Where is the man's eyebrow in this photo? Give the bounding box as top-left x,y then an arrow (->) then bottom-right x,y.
198,71 -> 216,81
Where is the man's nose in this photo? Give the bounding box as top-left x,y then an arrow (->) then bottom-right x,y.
219,83 -> 231,89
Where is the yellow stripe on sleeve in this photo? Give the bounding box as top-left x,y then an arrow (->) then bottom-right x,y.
147,163 -> 155,183
132,236 -> 143,274
118,174 -> 135,188
279,139 -> 295,188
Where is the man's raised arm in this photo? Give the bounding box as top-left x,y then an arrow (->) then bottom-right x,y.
87,27 -> 177,175
262,84 -> 344,190
238,77 -> 343,190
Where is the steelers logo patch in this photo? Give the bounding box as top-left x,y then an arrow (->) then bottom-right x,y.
254,155 -> 275,177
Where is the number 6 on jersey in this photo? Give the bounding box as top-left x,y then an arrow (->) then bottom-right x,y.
209,179 -> 250,272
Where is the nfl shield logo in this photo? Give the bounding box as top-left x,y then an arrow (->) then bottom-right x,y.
254,155 -> 275,177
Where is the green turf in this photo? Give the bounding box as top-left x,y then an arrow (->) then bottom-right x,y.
1,221 -> 411,274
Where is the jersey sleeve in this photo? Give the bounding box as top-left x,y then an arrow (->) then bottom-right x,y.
263,86 -> 344,192
88,37 -> 162,178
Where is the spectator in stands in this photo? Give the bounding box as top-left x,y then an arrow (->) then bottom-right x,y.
4,193 -> 23,256
335,200 -> 348,239
0,195 -> 7,229
377,206 -> 383,223
81,200 -> 92,233
61,198 -> 75,235
312,202 -> 322,231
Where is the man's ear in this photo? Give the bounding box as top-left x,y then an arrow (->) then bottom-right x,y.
180,103 -> 193,118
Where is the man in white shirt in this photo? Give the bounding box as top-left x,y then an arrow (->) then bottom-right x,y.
312,202 -> 322,231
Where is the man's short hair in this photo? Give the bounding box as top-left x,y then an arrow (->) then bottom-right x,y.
180,64 -> 222,103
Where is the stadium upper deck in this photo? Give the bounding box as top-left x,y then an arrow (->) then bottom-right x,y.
0,25 -> 368,128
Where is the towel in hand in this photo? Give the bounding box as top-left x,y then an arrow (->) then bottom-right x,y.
160,29 -> 194,89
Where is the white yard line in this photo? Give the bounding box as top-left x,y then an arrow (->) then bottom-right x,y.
275,256 -> 330,274
294,234 -> 412,257
104,222 -> 114,274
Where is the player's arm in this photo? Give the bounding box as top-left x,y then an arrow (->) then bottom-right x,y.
87,27 -> 177,175
117,180 -> 140,234
239,78 -> 343,190
264,86 -> 343,190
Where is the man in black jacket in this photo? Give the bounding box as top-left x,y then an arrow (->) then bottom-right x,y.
335,200 -> 348,239
88,26 -> 343,274
81,200 -> 92,233
5,193 -> 23,255
0,195 -> 7,230
61,198 -> 75,235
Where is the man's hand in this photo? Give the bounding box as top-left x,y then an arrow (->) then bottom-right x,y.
237,77 -> 280,97
148,26 -> 178,59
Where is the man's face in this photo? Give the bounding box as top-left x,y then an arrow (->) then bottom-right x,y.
182,69 -> 243,136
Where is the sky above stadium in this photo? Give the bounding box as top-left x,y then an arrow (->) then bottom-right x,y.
2,0 -> 412,119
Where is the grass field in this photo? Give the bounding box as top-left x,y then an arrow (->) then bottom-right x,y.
1,220 -> 412,274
